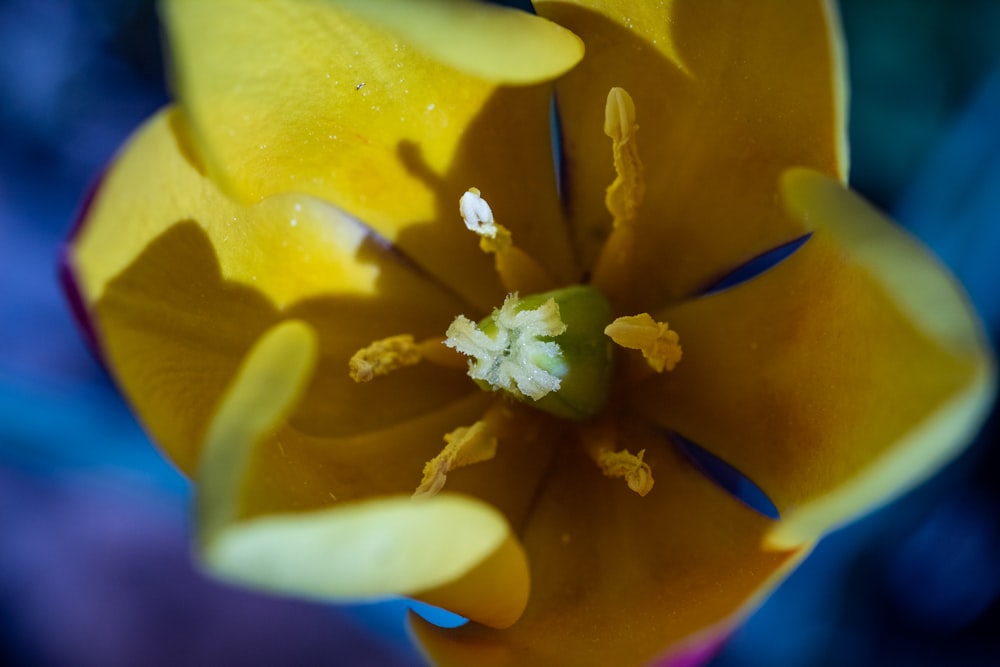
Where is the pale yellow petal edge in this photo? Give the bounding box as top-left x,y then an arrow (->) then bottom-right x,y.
335,0 -> 584,84
767,169 -> 996,549
822,0 -> 850,182
204,494 -> 518,605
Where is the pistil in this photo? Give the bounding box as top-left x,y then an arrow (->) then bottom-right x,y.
445,286 -> 615,420
445,293 -> 568,401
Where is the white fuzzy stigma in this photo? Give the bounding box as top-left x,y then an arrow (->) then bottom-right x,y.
444,294 -> 566,401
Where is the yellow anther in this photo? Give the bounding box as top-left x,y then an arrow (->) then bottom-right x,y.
349,334 -> 467,382
580,419 -> 654,496
605,313 -> 682,373
458,187 -> 554,294
596,448 -> 654,496
348,334 -> 421,382
603,85 -> 634,142
593,87 -> 646,302
603,86 -> 645,231
413,404 -> 510,499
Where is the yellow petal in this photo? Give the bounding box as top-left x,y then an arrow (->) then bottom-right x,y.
236,394 -> 492,517
163,0 -> 582,309
69,110 -> 477,472
230,397 -> 558,547
73,109 -> 379,309
204,495 -> 529,629
535,0 -> 847,306
198,319 -> 319,537
771,169 -> 995,547
632,170 -> 994,550
200,394 -> 576,628
332,0 -> 584,84
413,439 -> 806,666
415,532 -> 529,630
197,345 -> 529,628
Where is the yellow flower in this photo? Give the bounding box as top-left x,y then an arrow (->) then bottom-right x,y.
63,1 -> 994,665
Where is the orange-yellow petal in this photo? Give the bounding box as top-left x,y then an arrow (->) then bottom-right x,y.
632,169 -> 994,549
535,0 -> 847,307
163,0 -> 582,308
68,109 -> 477,472
198,350 -> 533,629
413,438 -> 806,667
236,394 -> 495,517
195,386 -> 566,629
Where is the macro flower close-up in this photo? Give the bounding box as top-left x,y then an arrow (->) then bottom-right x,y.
59,1 -> 995,665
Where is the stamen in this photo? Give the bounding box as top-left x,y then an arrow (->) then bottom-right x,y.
349,334 -> 421,382
348,334 -> 464,382
413,403 -> 510,499
580,419 -> 654,496
460,187 -> 498,238
604,313 -> 682,373
592,87 -> 646,301
445,293 -> 567,401
603,87 -> 645,227
459,187 -> 554,294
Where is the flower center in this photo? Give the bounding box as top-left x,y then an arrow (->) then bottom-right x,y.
445,286 -> 615,421
445,293 -> 568,404
346,86 -> 686,499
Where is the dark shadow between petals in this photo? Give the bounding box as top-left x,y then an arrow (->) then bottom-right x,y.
671,432 -> 781,520
698,233 -> 813,296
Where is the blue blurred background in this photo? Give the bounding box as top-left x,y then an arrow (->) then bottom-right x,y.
1,1 -> 998,665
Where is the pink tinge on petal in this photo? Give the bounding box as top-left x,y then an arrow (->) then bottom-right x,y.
58,247 -> 104,364
58,169 -> 107,363
652,632 -> 728,667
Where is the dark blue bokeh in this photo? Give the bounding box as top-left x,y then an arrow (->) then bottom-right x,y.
1,1 -> 998,666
